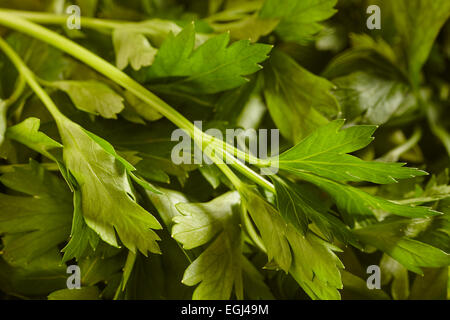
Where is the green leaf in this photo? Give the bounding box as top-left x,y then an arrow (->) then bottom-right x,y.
113,29 -> 158,71
6,32 -> 67,82
415,204 -> 450,254
0,250 -> 67,297
263,50 -> 339,143
243,189 -> 291,272
138,23 -> 272,94
260,0 -> 338,44
206,2 -> 278,42
354,218 -> 450,274
173,192 -> 243,300
147,187 -> 190,228
0,160 -> 72,267
323,34 -> 406,80
286,227 -> 343,300
48,286 -> 100,300
409,267 -> 448,300
294,171 -> 439,226
51,80 -> 125,119
242,189 -> 344,299
6,117 -> 62,160
394,170 -> 450,205
123,90 -> 162,122
275,120 -> 428,184
56,117 -> 162,255
78,246 -> 125,287
323,34 -> 414,124
61,189 -> 100,262
388,0 -> 450,86
333,72 -> 412,125
340,270 -> 390,300
380,254 -> 410,300
241,256 -> 274,300
427,102 -> 450,157
6,118 -> 160,259
271,175 -> 360,247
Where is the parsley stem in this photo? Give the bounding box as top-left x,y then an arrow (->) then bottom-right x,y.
0,37 -> 65,122
0,9 -> 124,30
220,150 -> 275,194
0,11 -> 274,193
0,12 -> 194,132
202,147 -> 244,191
2,74 -> 26,109
241,205 -> 267,253
209,137 -> 271,166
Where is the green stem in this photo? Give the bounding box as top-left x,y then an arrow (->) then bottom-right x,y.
0,11 -> 275,193
241,204 -> 267,253
201,140 -> 244,191
0,12 -> 193,131
0,37 -> 64,123
0,9 -> 124,30
2,74 -> 26,109
210,137 -> 271,166
202,143 -> 268,252
222,150 -> 275,193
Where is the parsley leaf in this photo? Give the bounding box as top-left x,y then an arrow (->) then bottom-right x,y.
242,189 -> 344,299
56,119 -> 163,255
260,0 -> 338,44
137,23 -> 272,94
50,80 -> 125,119
0,160 -> 72,267
264,50 -> 340,142
275,120 -> 428,184
113,29 -> 157,71
271,175 -> 360,247
387,0 -> 450,86
172,192 -> 243,299
355,218 -> 450,274
6,117 -> 62,160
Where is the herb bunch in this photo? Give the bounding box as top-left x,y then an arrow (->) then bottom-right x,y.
0,0 -> 449,300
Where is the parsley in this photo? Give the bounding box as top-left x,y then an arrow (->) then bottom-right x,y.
0,0 -> 448,301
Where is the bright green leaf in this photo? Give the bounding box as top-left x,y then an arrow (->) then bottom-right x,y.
51,80 -> 125,119
275,120 -> 428,184
263,50 -> 339,143
138,23 -> 272,94
355,218 -> 450,274
113,29 -> 158,71
260,0 -> 338,44
0,160 -> 72,267
173,192 -> 243,300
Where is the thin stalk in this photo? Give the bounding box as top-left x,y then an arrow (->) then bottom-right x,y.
2,74 -> 26,109
201,141 -> 244,192
0,37 -> 64,123
241,204 -> 267,253
0,9 -> 124,30
0,12 -> 275,193
0,12 -> 192,131
219,150 -> 275,193
210,137 -> 271,166
0,74 -> 26,144
202,144 -> 267,252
